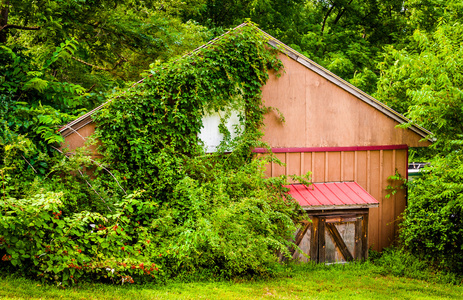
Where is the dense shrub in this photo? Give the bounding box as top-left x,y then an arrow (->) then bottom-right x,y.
400,152 -> 463,273
0,157 -> 301,286
368,247 -> 461,284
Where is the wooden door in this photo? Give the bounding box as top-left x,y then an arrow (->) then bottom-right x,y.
292,212 -> 368,263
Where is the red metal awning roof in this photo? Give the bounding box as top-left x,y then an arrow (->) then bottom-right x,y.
285,182 -> 379,210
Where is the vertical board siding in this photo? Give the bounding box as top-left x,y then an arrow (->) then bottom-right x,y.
265,149 -> 408,250
382,150 -> 395,246
327,152 -> 342,182
273,153 -> 286,177
288,152 -> 301,182
343,151 -> 355,182
356,151 -> 368,190
395,149 -> 408,237
373,151 -> 383,248
304,152 -> 312,177
313,152 -> 326,182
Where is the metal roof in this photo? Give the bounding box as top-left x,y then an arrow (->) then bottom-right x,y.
59,23 -> 432,141
286,182 -> 379,210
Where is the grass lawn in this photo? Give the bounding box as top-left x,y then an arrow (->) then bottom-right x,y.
1,262 -> 462,300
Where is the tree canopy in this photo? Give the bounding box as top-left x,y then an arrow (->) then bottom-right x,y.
374,1 -> 463,272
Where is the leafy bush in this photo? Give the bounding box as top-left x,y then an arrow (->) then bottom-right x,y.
0,190 -> 167,286
400,152 -> 463,274
369,247 -> 461,284
0,158 -> 301,286
374,11 -> 463,276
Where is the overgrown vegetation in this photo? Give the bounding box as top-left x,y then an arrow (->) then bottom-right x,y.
0,24 -> 306,287
375,2 -> 463,273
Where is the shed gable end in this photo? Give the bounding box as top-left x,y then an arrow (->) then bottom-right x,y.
261,53 -> 431,148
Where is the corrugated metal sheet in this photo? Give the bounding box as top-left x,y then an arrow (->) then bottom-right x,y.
286,182 -> 379,210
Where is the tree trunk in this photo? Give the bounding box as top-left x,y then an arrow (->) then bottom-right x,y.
321,3 -> 336,36
333,0 -> 353,25
0,0 -> 10,43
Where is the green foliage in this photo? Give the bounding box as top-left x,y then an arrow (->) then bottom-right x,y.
152,158 -> 300,277
375,4 -> 463,273
405,0 -> 463,32
1,24 -> 304,286
400,153 -> 463,273
370,248 -> 430,279
0,44 -> 82,117
0,191 -> 167,286
189,0 -> 409,94
2,0 -> 210,93
376,1 -> 463,273
385,169 -> 406,199
0,45 -> 83,178
94,24 -> 283,193
369,247 -> 460,284
0,157 -> 301,286
375,6 -> 463,152
89,23 -> 300,279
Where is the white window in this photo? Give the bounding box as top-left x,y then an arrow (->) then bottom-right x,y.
198,110 -> 243,153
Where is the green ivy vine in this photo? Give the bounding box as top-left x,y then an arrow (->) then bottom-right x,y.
94,23 -> 284,195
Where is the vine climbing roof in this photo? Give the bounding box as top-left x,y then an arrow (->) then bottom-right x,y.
59,23 -> 432,140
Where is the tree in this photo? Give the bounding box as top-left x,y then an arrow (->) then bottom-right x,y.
0,0 -> 209,94
291,0 -> 409,94
375,18 -> 463,151
375,1 -> 463,272
0,0 -> 213,211
1,0 -> 211,175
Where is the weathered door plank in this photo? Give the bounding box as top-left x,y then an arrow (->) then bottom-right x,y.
325,222 -> 354,261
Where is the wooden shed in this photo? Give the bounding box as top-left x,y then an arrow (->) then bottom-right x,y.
252,32 -> 431,255
59,24 -> 431,257
287,182 -> 379,263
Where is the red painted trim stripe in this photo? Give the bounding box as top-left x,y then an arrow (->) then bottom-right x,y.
406,147 -> 409,181
406,147 -> 409,206
253,145 -> 409,153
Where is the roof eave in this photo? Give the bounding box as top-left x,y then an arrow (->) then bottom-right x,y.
58,101 -> 110,136
302,203 -> 380,211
